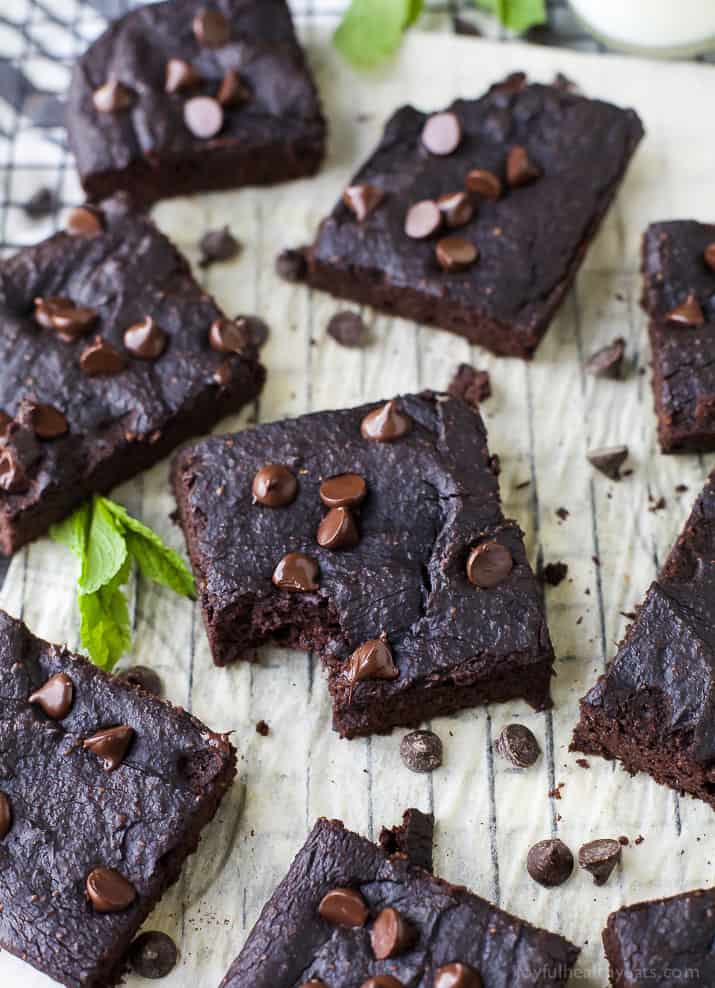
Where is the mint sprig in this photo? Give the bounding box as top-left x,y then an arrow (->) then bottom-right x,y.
51,495 -> 196,670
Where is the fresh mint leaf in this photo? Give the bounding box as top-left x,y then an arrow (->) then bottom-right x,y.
334,0 -> 422,68
79,497 -> 127,595
50,500 -> 91,561
78,558 -> 132,670
405,0 -> 424,27
474,0 -> 546,31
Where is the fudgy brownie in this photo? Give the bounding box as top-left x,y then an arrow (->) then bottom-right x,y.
0,608 -> 236,988
0,193 -> 264,554
603,888 -> 715,987
642,221 -> 715,452
67,0 -> 326,204
173,392 -> 556,738
219,811 -> 580,988
572,471 -> 715,809
306,72 -> 643,359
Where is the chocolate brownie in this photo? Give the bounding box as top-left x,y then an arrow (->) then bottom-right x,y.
305,72 -> 643,359
603,888 -> 715,986
642,221 -> 715,452
219,812 -> 580,988
172,392 -> 555,738
0,193 -> 264,554
67,0 -> 326,205
572,471 -> 715,810
0,608 -> 236,988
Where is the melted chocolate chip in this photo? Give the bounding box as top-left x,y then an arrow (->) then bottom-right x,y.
80,336 -> 126,376
587,445 -> 628,480
437,191 -> 474,229
217,69 -> 251,107
400,729 -> 443,773
193,7 -> 230,46
252,464 -> 297,507
327,311 -> 368,348
0,792 -> 12,840
465,168 -> 502,200
0,447 -> 28,493
666,293 -> 705,326
345,637 -> 398,684
705,243 -> 715,273
272,553 -> 319,592
506,145 -> 541,187
65,205 -> 104,237
93,79 -> 133,113
123,317 -> 168,360
318,887 -> 369,927
123,665 -> 163,696
578,838 -> 622,886
25,402 -> 68,440
208,317 -> 249,353
82,725 -> 134,771
198,226 -> 241,267
236,315 -> 269,349
405,200 -> 442,240
585,337 -> 625,379
343,184 -> 384,222
422,111 -> 461,155
527,838 -> 574,887
0,411 -> 10,437
165,58 -> 201,94
86,867 -> 137,913
371,907 -> 415,959
436,236 -> 478,272
184,96 -> 224,139
29,672 -> 73,719
319,473 -> 367,509
299,982 -> 326,988
128,931 -> 179,979
434,963 -> 483,988
213,362 -> 232,387
466,541 -> 513,588
360,400 -> 412,443
361,979 -> 404,988
495,723 -> 541,768
317,506 -> 359,550
276,248 -> 307,283
34,296 -> 97,340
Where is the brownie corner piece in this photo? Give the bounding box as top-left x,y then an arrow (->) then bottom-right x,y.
67,0 -> 326,204
220,810 -> 579,988
306,73 -> 643,358
173,392 -> 555,738
0,607 -> 235,988
642,219 -> 715,452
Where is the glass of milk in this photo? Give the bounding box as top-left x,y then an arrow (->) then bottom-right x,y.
569,0 -> 715,57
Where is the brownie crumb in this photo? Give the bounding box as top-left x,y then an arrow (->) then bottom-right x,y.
648,496 -> 666,513
621,610 -> 637,621
556,506 -> 569,521
618,836 -> 630,846
541,562 -> 568,587
447,363 -> 491,409
275,247 -> 308,283
515,479 -> 531,490
584,337 -> 625,379
635,835 -> 644,845
255,720 -> 270,736
576,758 -> 590,769
548,783 -> 564,800
327,310 -> 369,348
675,484 -> 689,493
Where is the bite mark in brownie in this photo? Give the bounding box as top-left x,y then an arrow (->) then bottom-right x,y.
172,392 -> 555,738
0,608 -> 236,988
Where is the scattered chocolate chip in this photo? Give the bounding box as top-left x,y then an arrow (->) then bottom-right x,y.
436,236 -> 478,272
345,637 -> 398,684
649,495 -> 666,513
465,168 -> 501,200
361,978 -> 404,988
371,906 -> 415,960
80,336 -> 126,376
165,58 -> 201,94
327,310 -> 368,348
361,400 -> 412,443
556,506 -> 569,521
495,724 -> 541,768
666,293 -> 705,326
421,111 -> 461,156
585,337 -> 625,379
128,931 -> 178,979
299,982 -> 326,988
587,445 -> 628,480
23,186 -> 57,219
193,6 -> 230,46
235,314 -> 269,349
122,665 -> 163,696
208,317 -> 249,353
93,78 -> 133,113
405,200 -> 442,240
255,720 -> 270,737
124,316 -> 167,360
675,483 -> 689,494
252,463 -> 297,507
83,725 -> 134,772
317,506 -> 359,550
705,243 -> 715,273
434,962 -> 483,988
506,145 -> 541,187
526,838 -> 574,887
319,473 -> 367,509
437,191 -> 474,228
467,540 -> 513,588
86,867 -> 136,913
400,729 -> 443,773
447,363 -> 491,408
0,792 -> 12,840
24,402 -> 68,440
34,296 -> 98,340
275,248 -> 307,283
65,205 -> 104,237
541,561 -> 568,587
198,226 -> 241,267
28,672 -> 73,719
578,838 -> 622,886
272,552 -> 319,592
318,887 -> 368,927
184,96 -> 224,139
343,184 -> 384,222
217,69 -> 250,106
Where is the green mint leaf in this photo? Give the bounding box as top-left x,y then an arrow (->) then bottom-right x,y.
50,500 -> 91,561
405,0 -> 424,27
78,559 -> 132,670
79,497 -> 127,595
334,0 -> 422,68
474,0 -> 546,31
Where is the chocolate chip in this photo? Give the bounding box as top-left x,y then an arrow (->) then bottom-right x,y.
198,226 -> 241,267
86,867 -> 136,913
299,982 -> 326,988
217,69 -> 250,107
587,445 -> 628,480
65,205 -> 104,237
495,724 -> 541,768
467,540 -> 513,588
123,665 -> 163,696
83,725 -> 134,772
327,311 -> 368,348
93,78 -> 133,113
128,931 -> 178,979
371,907 -> 415,959
320,473 -> 367,509
705,243 -> 715,273
527,838 -> 574,887
23,187 -> 57,219
434,963 -> 483,988
272,553 -> 319,592
165,58 -> 201,94
436,236 -> 478,272
585,337 -> 625,378
209,317 -> 249,353
255,720 -> 270,736
448,363 -> 491,408
123,316 -> 167,361
405,200 -> 442,240
34,296 -> 97,340
23,402 -> 68,440
0,448 -> 29,493
465,168 -> 501,199
0,792 -> 12,840
184,96 -> 224,139
578,838 -> 622,886
252,464 -> 297,507
361,400 -> 412,443
80,336 -> 126,376
541,561 -> 568,587
437,191 -> 474,228
193,6 -> 230,45
0,412 -> 10,438
275,248 -> 307,283
400,729 -> 443,773
506,145 -> 541,187
318,887 -> 368,927
361,978 -> 404,988
28,672 -> 73,719
235,315 -> 269,349
666,293 -> 705,326
317,506 -> 359,550
343,184 -> 384,222
345,637 -> 398,684
421,111 -> 461,155
213,362 -> 232,387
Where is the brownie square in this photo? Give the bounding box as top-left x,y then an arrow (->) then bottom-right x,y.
306,72 -> 643,359
67,0 -> 326,205
0,608 -> 236,988
172,392 -> 555,738
0,193 -> 264,554
572,471 -> 715,809
219,812 -> 580,988
642,221 -> 715,452
603,888 -> 715,987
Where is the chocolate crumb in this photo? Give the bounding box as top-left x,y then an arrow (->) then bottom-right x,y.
198,226 -> 241,267
275,248 -> 308,283
327,311 -> 369,348
587,445 -> 628,480
576,758 -> 590,769
584,337 -> 625,379
24,187 -> 58,219
255,720 -> 270,736
621,610 -> 637,621
447,363 -> 491,409
515,479 -> 531,490
649,496 -> 666,513
541,562 -> 568,587
618,836 -> 630,846
675,484 -> 688,493
556,507 -> 569,521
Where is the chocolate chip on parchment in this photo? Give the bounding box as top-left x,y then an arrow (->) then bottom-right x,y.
578,838 -> 622,886
82,725 -> 134,772
506,145 -> 541,187
165,58 -> 201,94
318,887 -> 369,927
434,962 -> 483,988
93,78 -> 133,113
23,187 -> 57,219
208,317 -> 249,353
422,111 -> 461,156
319,473 -> 367,509
405,200 -> 442,240
666,293 -> 705,326
495,724 -> 541,768
275,248 -> 307,283
371,906 -> 415,960
345,637 -> 398,684
128,931 -> 178,979
436,236 -> 478,272
585,337 -> 625,379
252,464 -> 297,507
0,792 -> 12,840
255,720 -> 270,737
447,363 -> 491,408
184,96 -> 224,139
465,168 -> 501,200
124,316 -> 167,360
86,867 -> 136,913
526,838 -> 574,887
123,665 -> 163,696
400,729 -> 443,773
198,226 -> 241,267
80,336 -> 126,376
317,506 -> 359,550
467,540 -> 513,588
65,205 -> 104,237
343,184 -> 384,222
236,315 -> 270,349
437,191 -> 474,229
192,6 -> 230,46
587,445 -> 628,480
217,69 -> 251,107
327,310 -> 368,348
272,553 -> 319,592
541,561 -> 568,587
28,672 -> 73,719
361,401 -> 412,443
705,243 -> 715,273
